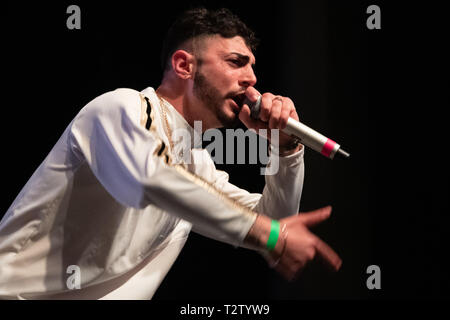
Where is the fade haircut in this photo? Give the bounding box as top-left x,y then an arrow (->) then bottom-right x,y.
161,7 -> 259,72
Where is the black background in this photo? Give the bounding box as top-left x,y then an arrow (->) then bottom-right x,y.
1,0 -> 448,300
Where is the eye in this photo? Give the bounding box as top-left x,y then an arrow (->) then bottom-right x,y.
229,59 -> 243,67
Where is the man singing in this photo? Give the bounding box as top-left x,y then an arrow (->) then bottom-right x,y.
0,7 -> 341,299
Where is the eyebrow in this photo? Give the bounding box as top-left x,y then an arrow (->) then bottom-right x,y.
229,52 -> 256,66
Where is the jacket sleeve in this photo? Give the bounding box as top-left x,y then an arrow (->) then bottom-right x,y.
69,88 -> 256,247
209,146 -> 304,219
253,145 -> 304,219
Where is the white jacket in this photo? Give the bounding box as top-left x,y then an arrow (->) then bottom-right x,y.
0,87 -> 304,299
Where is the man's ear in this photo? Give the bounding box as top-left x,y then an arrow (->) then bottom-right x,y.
171,50 -> 195,80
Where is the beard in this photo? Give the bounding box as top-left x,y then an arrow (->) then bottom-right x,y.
193,69 -> 241,128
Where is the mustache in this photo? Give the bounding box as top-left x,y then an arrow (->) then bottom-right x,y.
225,88 -> 247,107
225,88 -> 247,99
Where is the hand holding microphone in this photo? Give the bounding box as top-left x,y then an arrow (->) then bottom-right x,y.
238,87 -> 350,159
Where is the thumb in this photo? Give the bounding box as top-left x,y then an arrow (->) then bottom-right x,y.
238,103 -> 252,126
297,206 -> 332,228
244,86 -> 261,102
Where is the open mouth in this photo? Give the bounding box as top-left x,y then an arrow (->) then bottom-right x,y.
231,93 -> 246,109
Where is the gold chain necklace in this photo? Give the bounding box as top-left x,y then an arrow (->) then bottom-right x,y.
156,94 -> 175,152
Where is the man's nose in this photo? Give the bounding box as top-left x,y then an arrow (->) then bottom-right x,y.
239,66 -> 257,87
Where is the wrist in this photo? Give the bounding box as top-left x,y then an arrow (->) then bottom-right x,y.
244,214 -> 272,249
268,224 -> 288,268
244,215 -> 286,257
277,138 -> 302,156
279,144 -> 302,157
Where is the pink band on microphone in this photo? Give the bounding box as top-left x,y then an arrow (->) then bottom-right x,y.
321,138 -> 336,158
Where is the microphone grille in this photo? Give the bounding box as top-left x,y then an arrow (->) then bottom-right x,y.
243,95 -> 262,120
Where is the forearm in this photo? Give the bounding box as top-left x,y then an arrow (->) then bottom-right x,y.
141,161 -> 258,247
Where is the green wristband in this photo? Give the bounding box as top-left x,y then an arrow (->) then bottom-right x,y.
266,220 -> 280,251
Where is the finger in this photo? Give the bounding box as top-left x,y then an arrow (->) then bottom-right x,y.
313,236 -> 342,272
239,103 -> 258,128
244,86 -> 261,103
273,260 -> 300,282
268,99 -> 282,129
259,94 -> 273,122
289,106 -> 300,122
262,252 -> 290,278
276,261 -> 307,282
286,98 -> 300,122
279,100 -> 292,130
298,206 -> 332,228
291,266 -> 307,282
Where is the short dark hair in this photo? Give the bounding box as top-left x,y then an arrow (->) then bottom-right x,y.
161,7 -> 259,71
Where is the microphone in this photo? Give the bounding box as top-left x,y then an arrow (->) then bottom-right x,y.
243,96 -> 350,159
